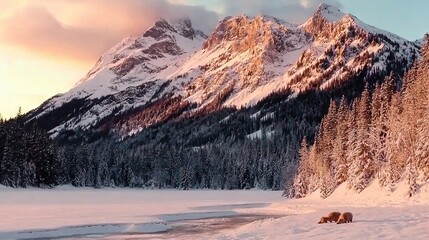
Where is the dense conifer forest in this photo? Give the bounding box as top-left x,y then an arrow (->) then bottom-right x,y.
291,36 -> 429,198
0,111 -> 57,187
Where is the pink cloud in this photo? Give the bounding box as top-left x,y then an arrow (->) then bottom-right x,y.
0,0 -> 341,64
0,0 -> 218,63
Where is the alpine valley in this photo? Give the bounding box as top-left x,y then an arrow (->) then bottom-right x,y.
3,4 -> 426,193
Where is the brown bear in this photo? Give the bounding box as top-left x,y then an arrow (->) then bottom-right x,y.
318,216 -> 330,224
318,212 -> 341,224
336,212 -> 353,224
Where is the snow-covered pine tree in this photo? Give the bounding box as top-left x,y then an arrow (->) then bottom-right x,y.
415,114 -> 429,181
307,143 -> 319,193
401,48 -> 429,184
376,76 -> 397,187
72,144 -> 89,187
348,84 -> 374,192
0,119 -> 28,187
346,99 -> 359,172
180,157 -> 194,190
404,159 -> 419,197
414,36 -> 429,181
383,92 -> 406,186
0,117 -> 5,182
319,100 -> 338,197
291,137 -> 310,198
28,128 -> 57,187
369,84 -> 383,175
333,96 -> 350,185
323,100 -> 338,162
369,80 -> 393,181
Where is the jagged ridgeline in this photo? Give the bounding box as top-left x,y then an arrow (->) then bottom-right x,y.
4,4 -> 421,190
291,36 -> 429,198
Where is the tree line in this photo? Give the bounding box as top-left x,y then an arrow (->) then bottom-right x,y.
290,36 -> 429,198
0,111 -> 57,187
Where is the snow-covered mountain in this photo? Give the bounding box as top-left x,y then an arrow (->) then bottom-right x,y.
27,4 -> 421,136
28,17 -> 207,133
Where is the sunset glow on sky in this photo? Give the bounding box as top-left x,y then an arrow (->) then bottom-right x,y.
0,0 -> 428,118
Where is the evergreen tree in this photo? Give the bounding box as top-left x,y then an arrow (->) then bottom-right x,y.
306,144 -> 319,193
401,53 -> 429,183
383,92 -> 406,186
28,128 -> 58,187
291,137 -> 309,198
369,84 -> 387,177
346,100 -> 359,174
72,144 -> 89,187
414,37 -> 429,181
1,120 -> 26,187
416,118 -> 429,182
332,96 -> 349,185
348,84 -> 374,192
404,159 -> 419,197
319,100 -> 338,197
0,116 -> 5,181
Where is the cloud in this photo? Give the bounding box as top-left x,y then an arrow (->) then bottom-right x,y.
0,0 -> 218,63
1,6 -> 113,62
0,0 -> 341,64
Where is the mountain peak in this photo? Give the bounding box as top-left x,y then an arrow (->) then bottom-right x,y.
172,17 -> 206,39
300,3 -> 344,38
175,17 -> 192,28
314,3 -> 344,23
301,3 -> 404,41
143,18 -> 176,39
202,14 -> 297,50
317,3 -> 340,11
142,17 -> 204,40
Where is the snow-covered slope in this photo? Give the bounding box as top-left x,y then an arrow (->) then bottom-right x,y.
73,18 -> 206,99
28,4 -> 421,135
28,18 -> 207,133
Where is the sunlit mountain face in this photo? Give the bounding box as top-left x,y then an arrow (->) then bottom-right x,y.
27,4 -> 420,137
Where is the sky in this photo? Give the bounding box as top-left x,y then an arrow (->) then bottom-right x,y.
0,0 -> 428,118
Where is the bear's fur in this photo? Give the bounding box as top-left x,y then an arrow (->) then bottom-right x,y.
318,212 -> 341,224
336,212 -> 353,224
318,217 -> 330,224
328,212 -> 342,222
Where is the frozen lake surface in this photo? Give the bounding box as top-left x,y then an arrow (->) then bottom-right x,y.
1,182 -> 428,239
0,188 -> 282,239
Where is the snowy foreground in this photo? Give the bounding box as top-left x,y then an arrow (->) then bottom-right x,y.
0,181 -> 428,240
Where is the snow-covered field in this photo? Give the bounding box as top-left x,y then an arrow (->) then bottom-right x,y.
0,181 -> 428,239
